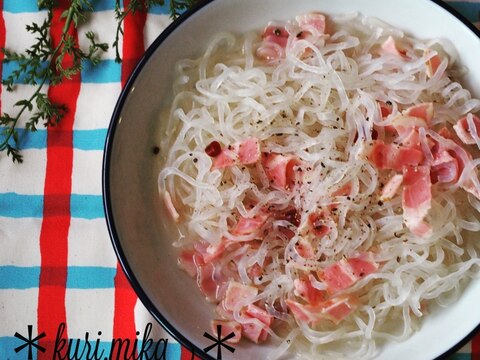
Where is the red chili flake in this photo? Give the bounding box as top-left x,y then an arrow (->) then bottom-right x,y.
205,141 -> 222,157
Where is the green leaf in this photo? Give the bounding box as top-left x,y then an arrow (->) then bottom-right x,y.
60,9 -> 69,20
14,100 -> 34,112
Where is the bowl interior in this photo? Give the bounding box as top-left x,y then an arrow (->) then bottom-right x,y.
104,0 -> 480,359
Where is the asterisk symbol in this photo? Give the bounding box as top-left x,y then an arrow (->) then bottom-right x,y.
203,325 -> 236,360
14,325 -> 46,360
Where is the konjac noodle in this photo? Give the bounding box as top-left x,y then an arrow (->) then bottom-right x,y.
157,12 -> 480,359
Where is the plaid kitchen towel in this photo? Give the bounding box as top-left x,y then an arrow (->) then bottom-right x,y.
0,0 -> 479,359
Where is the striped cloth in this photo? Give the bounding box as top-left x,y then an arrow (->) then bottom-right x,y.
0,1 -> 478,359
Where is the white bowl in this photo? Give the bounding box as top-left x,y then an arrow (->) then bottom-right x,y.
103,0 -> 480,359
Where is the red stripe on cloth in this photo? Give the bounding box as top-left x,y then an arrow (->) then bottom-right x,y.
181,347 -> 202,360
472,331 -> 480,360
0,0 -> 5,114
120,1 -> 148,83
37,1 -> 80,358
112,0 -> 147,351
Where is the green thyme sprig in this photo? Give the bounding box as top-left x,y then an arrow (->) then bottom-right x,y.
113,0 -> 162,63
112,0 -> 199,63
168,0 -> 199,19
1,0 -> 199,163
0,0 -> 108,163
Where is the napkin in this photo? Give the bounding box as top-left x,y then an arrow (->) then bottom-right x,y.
0,0 -> 479,359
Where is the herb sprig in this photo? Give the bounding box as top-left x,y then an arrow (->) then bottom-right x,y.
1,0 -> 199,163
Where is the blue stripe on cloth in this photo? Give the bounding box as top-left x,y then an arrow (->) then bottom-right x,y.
81,59 -> 121,83
1,128 -> 107,151
71,194 -> 104,219
3,0 -> 127,13
0,337 -> 38,360
2,60 -> 121,84
67,267 -> 116,288
3,0 -> 172,14
0,127 -> 47,149
0,266 -> 116,289
0,193 -> 104,219
0,337 -> 181,359
3,0 -> 39,13
447,353 -> 471,360
0,266 -> 40,289
445,1 -> 480,23
149,2 -> 171,15
1,60 -> 48,85
88,0 -> 119,12
0,193 -> 43,218
73,129 -> 108,150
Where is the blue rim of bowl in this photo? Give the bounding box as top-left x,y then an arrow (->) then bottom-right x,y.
102,1 -> 480,359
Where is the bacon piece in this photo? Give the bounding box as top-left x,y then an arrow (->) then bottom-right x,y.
402,165 -> 432,237
347,252 -> 379,279
197,262 -> 219,302
438,126 -> 455,140
238,137 -> 261,164
178,249 -> 198,278
391,115 -> 428,133
381,36 -> 408,58
256,25 -> 289,61
321,297 -> 358,323
240,305 -> 272,343
294,276 -> 325,305
212,150 -> 235,169
295,237 -> 315,259
388,103 -> 434,140
286,295 -> 357,325
210,320 -> 242,344
378,101 -> 393,118
380,174 -> 404,201
163,191 -> 180,222
241,322 -> 267,343
431,149 -> 459,184
296,12 -> 327,37
211,138 -> 260,169
244,304 -> 273,328
361,140 -> 424,171
400,128 -> 422,149
319,253 -> 378,293
197,240 -> 229,264
262,25 -> 289,47
224,281 -> 258,311
216,301 -> 234,320
432,129 -> 480,200
262,153 -> 302,191
425,49 -> 444,78
232,212 -> 269,236
403,103 -> 434,123
320,262 -> 355,294
247,263 -> 263,279
453,114 -> 480,145
308,211 -> 331,238
375,101 -> 397,133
